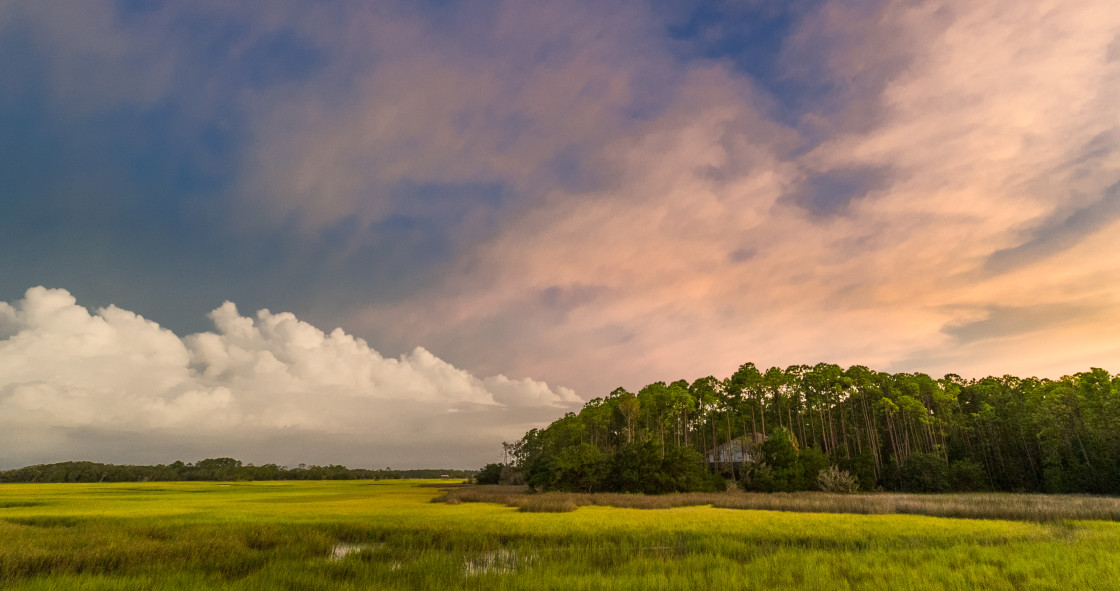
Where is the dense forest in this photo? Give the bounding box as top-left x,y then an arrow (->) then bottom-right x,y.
490,364 -> 1120,495
0,458 -> 474,483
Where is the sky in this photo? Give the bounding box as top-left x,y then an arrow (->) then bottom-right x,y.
1,0 -> 1119,469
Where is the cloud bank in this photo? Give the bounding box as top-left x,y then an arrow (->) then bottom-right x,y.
350,0 -> 1120,391
1,0 -> 1118,420
0,287 -> 578,469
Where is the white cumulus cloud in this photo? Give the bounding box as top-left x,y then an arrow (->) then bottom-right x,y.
0,287 -> 578,469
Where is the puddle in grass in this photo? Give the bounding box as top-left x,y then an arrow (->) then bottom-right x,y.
464,549 -> 534,576
329,542 -> 381,561
330,543 -> 529,574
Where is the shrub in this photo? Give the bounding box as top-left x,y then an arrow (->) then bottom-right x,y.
817,465 -> 859,494
661,446 -> 723,492
845,451 -> 877,491
475,463 -> 503,485
799,447 -> 829,490
609,440 -> 671,494
948,459 -> 988,491
741,462 -> 776,493
901,452 -> 950,493
761,427 -> 804,491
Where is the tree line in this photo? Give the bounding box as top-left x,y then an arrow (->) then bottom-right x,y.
0,458 -> 475,483
488,364 -> 1120,494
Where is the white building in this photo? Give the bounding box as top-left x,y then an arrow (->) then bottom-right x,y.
706,434 -> 766,466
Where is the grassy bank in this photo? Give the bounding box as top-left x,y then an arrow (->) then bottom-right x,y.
435,485 -> 1120,522
2,480 -> 1119,589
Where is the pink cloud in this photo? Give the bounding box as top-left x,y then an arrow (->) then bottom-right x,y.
7,0 -> 1116,403
344,0 -> 1120,395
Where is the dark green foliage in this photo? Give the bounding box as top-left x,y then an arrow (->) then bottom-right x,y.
949,459 -> 989,491
522,437 -> 723,494
552,443 -> 608,492
901,453 -> 950,493
741,437 -> 827,493
506,364 -> 1120,495
762,427 -> 803,492
187,457 -> 243,481
799,447 -> 830,491
742,463 -> 776,493
660,446 -> 724,493
475,463 -> 503,485
0,461 -> 475,483
844,452 -> 877,492
762,427 -> 799,467
610,439 -> 669,494
881,459 -> 903,492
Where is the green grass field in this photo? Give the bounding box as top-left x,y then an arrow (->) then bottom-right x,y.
2,480 -> 1119,590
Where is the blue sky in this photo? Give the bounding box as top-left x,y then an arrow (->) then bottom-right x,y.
1,0 -> 1119,468
0,1 -> 822,334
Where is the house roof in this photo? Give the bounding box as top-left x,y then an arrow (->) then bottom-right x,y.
706,433 -> 766,454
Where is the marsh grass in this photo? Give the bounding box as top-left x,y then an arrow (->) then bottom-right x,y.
2,480 -> 1120,589
434,485 -> 1120,522
0,501 -> 46,509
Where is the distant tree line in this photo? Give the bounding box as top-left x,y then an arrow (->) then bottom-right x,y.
490,364 -> 1120,494
0,458 -> 475,483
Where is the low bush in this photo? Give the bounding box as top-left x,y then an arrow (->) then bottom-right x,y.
817,465 -> 859,494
